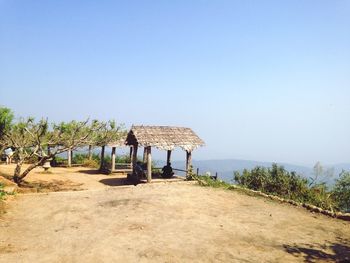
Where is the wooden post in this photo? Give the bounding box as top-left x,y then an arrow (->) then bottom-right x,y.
100,146 -> 105,171
71,150 -> 74,164
143,147 -> 147,163
67,149 -> 72,167
88,145 -> 92,160
167,150 -> 172,166
147,146 -> 152,183
129,146 -> 133,166
196,168 -> 199,176
186,150 -> 192,177
132,144 -> 138,173
111,147 -> 116,172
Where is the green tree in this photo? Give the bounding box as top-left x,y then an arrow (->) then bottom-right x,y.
91,120 -> 126,170
1,117 -> 104,184
0,107 -> 14,152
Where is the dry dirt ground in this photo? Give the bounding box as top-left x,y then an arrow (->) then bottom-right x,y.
0,164 -> 350,262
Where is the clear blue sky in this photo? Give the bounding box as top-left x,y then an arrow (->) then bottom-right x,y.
0,1 -> 349,166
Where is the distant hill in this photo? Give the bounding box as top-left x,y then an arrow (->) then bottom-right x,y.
171,159 -> 350,186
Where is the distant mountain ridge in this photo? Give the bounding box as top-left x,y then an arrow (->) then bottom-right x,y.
171,159 -> 350,186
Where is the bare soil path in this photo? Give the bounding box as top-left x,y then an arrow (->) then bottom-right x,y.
0,166 -> 349,262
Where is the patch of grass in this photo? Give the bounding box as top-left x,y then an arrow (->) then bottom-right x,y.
0,183 -> 6,200
0,183 -> 7,215
18,180 -> 83,193
195,175 -> 231,189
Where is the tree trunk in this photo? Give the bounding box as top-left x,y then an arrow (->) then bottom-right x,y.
13,163 -> 22,184
13,157 -> 48,185
67,149 -> 72,167
88,145 -> 92,160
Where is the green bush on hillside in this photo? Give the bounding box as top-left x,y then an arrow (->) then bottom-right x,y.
234,163 -> 337,211
333,171 -> 350,212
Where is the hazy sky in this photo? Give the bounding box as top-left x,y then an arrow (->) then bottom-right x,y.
0,1 -> 349,166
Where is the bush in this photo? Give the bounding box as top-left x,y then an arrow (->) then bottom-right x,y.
234,163 -> 337,211
51,156 -> 67,166
333,171 -> 350,212
72,153 -> 99,164
82,159 -> 99,168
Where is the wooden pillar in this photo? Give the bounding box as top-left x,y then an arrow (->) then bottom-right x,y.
100,146 -> 105,171
143,147 -> 147,163
167,150 -> 172,166
147,146 -> 152,183
129,146 -> 133,165
71,150 -> 73,164
132,144 -> 138,173
186,150 -> 192,176
88,145 -> 92,160
111,147 -> 116,172
67,149 -> 72,167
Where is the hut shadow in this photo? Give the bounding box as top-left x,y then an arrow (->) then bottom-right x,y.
283,238 -> 350,262
77,169 -> 109,175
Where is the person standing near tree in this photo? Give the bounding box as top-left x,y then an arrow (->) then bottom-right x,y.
4,147 -> 13,164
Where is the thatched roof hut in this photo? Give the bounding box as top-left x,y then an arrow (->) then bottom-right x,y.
126,125 -> 205,183
126,125 -> 204,151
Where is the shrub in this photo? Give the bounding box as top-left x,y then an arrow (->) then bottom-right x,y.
82,159 -> 99,168
51,156 -> 67,166
234,163 -> 337,211
72,153 -> 99,164
333,171 -> 350,212
186,165 -> 196,180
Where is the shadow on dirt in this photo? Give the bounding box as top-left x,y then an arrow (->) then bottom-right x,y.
283,238 -> 350,262
77,169 -> 109,175
99,178 -> 141,187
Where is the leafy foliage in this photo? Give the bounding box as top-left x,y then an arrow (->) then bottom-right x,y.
234,163 -> 337,211
0,107 -> 14,137
333,171 -> 350,212
186,165 -> 196,180
0,107 -> 14,154
0,107 -> 126,184
92,120 -> 126,147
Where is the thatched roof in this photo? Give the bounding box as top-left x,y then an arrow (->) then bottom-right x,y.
107,135 -> 127,147
126,125 -> 205,152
